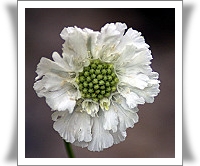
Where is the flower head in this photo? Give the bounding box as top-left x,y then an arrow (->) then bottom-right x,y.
33,22 -> 160,151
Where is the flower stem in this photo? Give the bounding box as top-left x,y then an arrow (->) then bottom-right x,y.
63,140 -> 75,158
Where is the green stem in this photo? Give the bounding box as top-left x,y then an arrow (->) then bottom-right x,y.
63,140 -> 75,158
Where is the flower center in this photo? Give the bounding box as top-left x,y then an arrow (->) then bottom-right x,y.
76,59 -> 119,103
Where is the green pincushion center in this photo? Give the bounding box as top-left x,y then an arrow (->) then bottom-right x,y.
76,59 -> 119,102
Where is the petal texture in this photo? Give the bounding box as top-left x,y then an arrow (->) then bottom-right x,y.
95,22 -> 127,62
110,129 -> 127,144
52,109 -> 92,143
61,26 -> 99,71
87,113 -> 114,151
111,94 -> 139,132
103,107 -> 118,133
34,52 -> 79,112
117,28 -> 150,52
35,53 -> 74,81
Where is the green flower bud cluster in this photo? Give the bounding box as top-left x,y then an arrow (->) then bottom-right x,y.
76,59 -> 119,102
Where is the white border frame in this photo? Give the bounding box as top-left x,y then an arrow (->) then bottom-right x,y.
18,1 -> 182,165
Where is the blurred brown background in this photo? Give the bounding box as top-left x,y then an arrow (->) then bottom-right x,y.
25,8 -> 175,158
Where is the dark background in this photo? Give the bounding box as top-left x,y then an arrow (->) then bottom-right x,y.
25,8 -> 175,158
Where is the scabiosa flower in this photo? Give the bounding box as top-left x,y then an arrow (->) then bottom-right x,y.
33,22 -> 160,152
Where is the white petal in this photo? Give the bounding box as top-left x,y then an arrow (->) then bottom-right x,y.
103,107 -> 118,133
52,110 -> 92,143
98,22 -> 127,45
87,113 -> 114,151
110,129 -> 127,144
125,92 -> 145,108
83,28 -> 99,59
96,22 -> 127,62
60,27 -> 74,40
60,26 -> 90,71
131,83 -> 160,103
118,107 -> 139,132
34,77 -> 78,112
121,72 -> 160,103
119,73 -> 149,90
115,45 -> 137,64
73,140 -> 88,148
61,27 -> 88,57
46,92 -> 76,112
34,73 -> 64,97
148,72 -> 160,86
117,28 -> 149,51
52,111 -> 75,143
35,55 -> 73,81
116,47 -> 154,90
130,49 -> 152,66
51,110 -> 65,121
52,52 -> 74,72
111,94 -> 139,132
116,45 -> 152,68
118,86 -> 145,108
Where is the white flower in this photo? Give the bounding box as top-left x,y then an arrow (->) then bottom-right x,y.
33,22 -> 160,152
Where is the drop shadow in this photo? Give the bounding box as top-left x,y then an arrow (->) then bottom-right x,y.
6,3 -> 17,162
182,3 -> 194,162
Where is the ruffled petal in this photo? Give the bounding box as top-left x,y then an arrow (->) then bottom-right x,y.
115,48 -> 155,91
116,45 -> 152,68
118,86 -> 145,108
103,106 -> 118,133
119,73 -> 149,90
61,27 -> 88,56
96,22 -> 127,62
52,52 -> 74,72
33,51 -> 81,112
98,22 -> 127,45
87,116 -> 114,151
52,109 -> 92,143
60,26 -> 90,71
34,75 -> 78,112
110,129 -> 127,144
115,43 -> 160,103
35,53 -> 75,81
119,72 -> 160,104
83,28 -> 99,59
117,28 -> 150,52
111,94 -> 139,132
148,71 -> 161,86
118,107 -> 139,132
73,140 -> 88,148
34,74 -> 63,97
116,47 -> 154,90
132,84 -> 160,104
